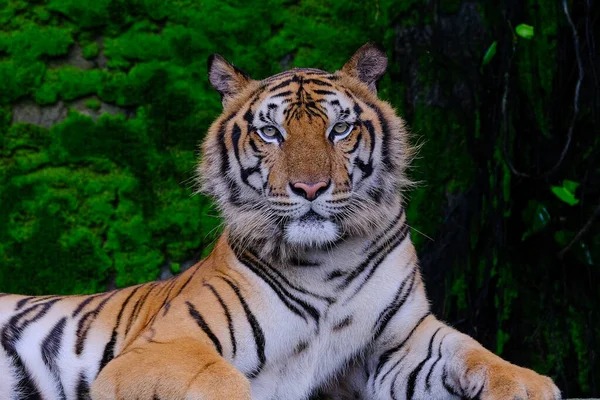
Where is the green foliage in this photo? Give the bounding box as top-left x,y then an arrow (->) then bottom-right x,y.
515,23 -> 535,39
0,0 -> 391,293
521,200 -> 551,240
551,180 -> 580,206
482,40 -> 497,66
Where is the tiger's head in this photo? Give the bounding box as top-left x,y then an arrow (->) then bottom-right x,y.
199,43 -> 412,258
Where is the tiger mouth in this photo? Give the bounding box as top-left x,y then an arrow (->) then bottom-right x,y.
298,210 -> 327,223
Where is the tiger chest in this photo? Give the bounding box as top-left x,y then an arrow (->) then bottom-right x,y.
242,246 -> 416,400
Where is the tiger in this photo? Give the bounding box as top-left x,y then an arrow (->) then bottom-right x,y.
0,43 -> 561,400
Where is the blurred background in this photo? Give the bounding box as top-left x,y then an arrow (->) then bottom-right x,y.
0,0 -> 598,397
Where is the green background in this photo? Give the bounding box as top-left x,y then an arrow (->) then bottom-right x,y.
0,0 -> 598,396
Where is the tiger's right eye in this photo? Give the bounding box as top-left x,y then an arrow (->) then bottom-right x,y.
257,126 -> 283,143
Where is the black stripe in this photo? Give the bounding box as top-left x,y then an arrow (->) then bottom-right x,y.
240,251 -> 328,323
236,253 -> 307,321
72,294 -> 103,317
332,316 -> 353,331
326,270 -> 345,280
270,90 -> 293,98
246,250 -> 332,302
269,78 -> 294,92
303,78 -> 333,87
367,186 -> 385,203
357,119 -> 376,180
76,373 -> 91,400
313,89 -> 336,95
361,117 -> 376,157
373,312 -> 430,384
30,295 -> 63,305
163,267 -> 197,315
205,283 -> 237,357
373,265 -> 417,340
15,296 -> 34,310
99,286 -> 143,372
150,278 -> 178,318
232,122 -> 262,193
218,113 -> 236,177
217,112 -> 245,207
406,327 -> 442,399
390,367 -> 403,400
41,317 -> 67,400
345,132 -> 363,154
425,334 -> 448,391
355,158 -> 374,181
1,299 -> 61,400
367,209 -> 404,249
289,257 -> 320,267
471,380 -> 485,399
187,301 -> 223,356
442,365 -> 463,397
348,223 -> 411,297
366,102 -> 394,172
125,283 -> 157,335
341,218 -> 408,290
378,353 -> 408,390
220,277 -> 265,378
75,291 -> 119,355
264,69 -> 329,82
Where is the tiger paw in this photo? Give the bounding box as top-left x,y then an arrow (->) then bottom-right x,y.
461,350 -> 561,400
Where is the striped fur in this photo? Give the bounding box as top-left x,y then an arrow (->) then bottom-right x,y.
0,43 -> 560,400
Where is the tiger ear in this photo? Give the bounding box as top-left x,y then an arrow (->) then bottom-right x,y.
208,54 -> 252,107
341,42 -> 388,93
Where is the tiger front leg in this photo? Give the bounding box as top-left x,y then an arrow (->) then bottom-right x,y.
327,314 -> 560,400
90,338 -> 251,400
365,314 -> 561,400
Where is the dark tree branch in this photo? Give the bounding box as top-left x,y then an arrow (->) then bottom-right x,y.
558,201 -> 600,259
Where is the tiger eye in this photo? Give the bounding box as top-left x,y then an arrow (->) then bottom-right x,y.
333,122 -> 349,134
262,126 -> 279,137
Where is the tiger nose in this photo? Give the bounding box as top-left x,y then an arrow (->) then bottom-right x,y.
290,181 -> 330,201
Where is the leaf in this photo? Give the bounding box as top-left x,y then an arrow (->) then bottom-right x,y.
551,186 -> 579,206
563,179 -> 580,194
532,203 -> 551,232
515,24 -> 534,39
521,200 -> 551,241
554,230 -> 572,247
482,41 -> 497,66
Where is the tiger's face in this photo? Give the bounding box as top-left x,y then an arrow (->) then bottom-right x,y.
200,43 -> 412,257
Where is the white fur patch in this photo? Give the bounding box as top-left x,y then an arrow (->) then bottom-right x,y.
284,217 -> 339,246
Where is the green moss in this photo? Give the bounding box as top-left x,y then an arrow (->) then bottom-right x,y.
406,105 -> 476,249
47,0 -> 112,29
3,23 -> 73,61
82,41 -> 99,59
85,98 -> 101,110
568,307 -> 590,392
35,67 -> 105,104
450,273 -> 468,310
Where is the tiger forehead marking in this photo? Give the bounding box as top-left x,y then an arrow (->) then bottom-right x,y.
246,72 -> 359,193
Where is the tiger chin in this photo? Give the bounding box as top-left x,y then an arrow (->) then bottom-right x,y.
0,43 -> 560,400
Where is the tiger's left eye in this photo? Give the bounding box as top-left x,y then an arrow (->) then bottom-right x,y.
330,122 -> 353,141
334,122 -> 349,134
257,125 -> 283,143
